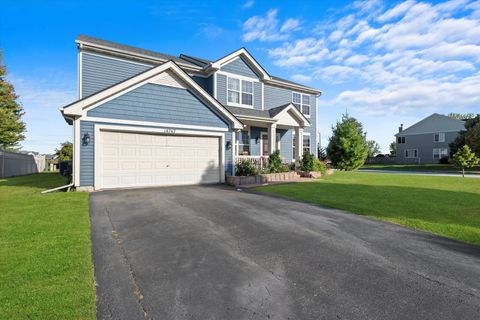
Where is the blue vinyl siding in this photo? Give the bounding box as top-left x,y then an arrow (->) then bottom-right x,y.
279,129 -> 293,163
82,52 -> 152,98
79,120 -> 233,187
220,57 -> 259,78
216,74 -> 227,104
87,83 -> 228,128
79,121 -> 95,186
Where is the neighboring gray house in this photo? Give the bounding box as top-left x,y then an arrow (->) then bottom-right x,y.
395,113 -> 465,164
61,35 -> 321,191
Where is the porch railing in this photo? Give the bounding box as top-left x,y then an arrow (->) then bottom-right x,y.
234,155 -> 269,171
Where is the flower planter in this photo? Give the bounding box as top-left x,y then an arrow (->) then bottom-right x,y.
227,171 -> 299,187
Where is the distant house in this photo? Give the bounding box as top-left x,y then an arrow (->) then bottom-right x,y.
395,113 -> 465,164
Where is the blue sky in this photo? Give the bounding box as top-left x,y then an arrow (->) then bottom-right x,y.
1,0 -> 479,154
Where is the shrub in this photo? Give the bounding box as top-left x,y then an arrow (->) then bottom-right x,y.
266,150 -> 289,173
439,156 -> 450,164
313,158 -> 327,175
300,152 -> 315,171
235,159 -> 258,176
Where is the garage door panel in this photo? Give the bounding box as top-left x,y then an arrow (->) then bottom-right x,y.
99,131 -> 221,189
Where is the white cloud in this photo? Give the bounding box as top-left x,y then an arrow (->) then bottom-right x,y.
243,0 -> 254,9
377,0 -> 415,22
291,74 -> 312,82
280,18 -> 301,33
242,9 -> 301,42
268,38 -> 329,66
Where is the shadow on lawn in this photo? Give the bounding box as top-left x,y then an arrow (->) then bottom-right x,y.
0,172 -> 70,190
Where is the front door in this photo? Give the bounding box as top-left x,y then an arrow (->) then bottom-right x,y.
261,132 -> 269,156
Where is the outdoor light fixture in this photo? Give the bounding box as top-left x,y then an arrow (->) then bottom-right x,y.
82,132 -> 90,146
226,141 -> 231,149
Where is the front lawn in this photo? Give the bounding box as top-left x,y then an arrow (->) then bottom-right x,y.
361,163 -> 480,174
256,172 -> 480,246
0,173 -> 95,320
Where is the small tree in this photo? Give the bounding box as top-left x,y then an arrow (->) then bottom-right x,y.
389,141 -> 397,156
55,141 -> 73,161
326,114 -> 368,170
451,145 -> 479,177
0,64 -> 26,149
366,140 -> 381,157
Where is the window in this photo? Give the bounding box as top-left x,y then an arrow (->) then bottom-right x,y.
292,132 -> 311,156
434,132 -> 445,142
303,134 -> 311,154
397,136 -> 406,144
237,130 -> 250,155
405,149 -> 418,158
227,77 -> 253,106
292,92 -> 311,117
433,148 -> 448,160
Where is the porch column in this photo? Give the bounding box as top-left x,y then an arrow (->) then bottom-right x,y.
295,127 -> 303,164
268,123 -> 277,155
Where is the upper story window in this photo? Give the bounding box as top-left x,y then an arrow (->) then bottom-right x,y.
397,136 -> 406,144
292,92 -> 311,117
227,77 -> 253,107
433,132 -> 445,142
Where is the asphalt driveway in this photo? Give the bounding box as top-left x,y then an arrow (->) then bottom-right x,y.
90,185 -> 480,320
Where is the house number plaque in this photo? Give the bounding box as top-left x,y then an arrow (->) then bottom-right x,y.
164,129 -> 176,134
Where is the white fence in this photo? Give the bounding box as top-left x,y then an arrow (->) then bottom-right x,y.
0,150 -> 46,178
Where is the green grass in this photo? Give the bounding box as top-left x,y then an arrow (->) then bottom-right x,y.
0,173 -> 95,320
361,163 -> 480,174
256,172 -> 480,246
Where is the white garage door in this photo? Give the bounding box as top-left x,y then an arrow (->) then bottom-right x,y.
98,130 -> 221,189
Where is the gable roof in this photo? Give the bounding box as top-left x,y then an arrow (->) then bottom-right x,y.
207,48 -> 271,80
61,60 -> 244,130
76,35 -> 320,94
395,113 -> 466,136
224,103 -> 310,127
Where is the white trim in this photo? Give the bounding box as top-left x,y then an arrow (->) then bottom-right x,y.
93,124 -> 225,190
272,103 -> 310,127
82,51 -> 153,68
74,118 -> 80,186
231,131 -> 236,176
225,75 -> 254,108
213,72 -> 217,98
78,49 -> 83,99
62,61 -> 243,130
209,48 -> 271,80
292,91 -> 311,118
236,115 -> 277,123
432,148 -> 448,160
82,116 -> 228,132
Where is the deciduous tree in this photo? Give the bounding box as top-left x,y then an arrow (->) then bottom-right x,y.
451,145 -> 479,177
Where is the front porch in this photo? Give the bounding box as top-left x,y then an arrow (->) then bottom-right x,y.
227,103 -> 311,172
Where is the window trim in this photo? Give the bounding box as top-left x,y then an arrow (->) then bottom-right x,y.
292,91 -> 311,118
433,132 -> 445,143
236,128 -> 251,156
226,75 -> 255,108
433,148 -> 448,160
292,132 -> 311,158
405,149 -> 418,158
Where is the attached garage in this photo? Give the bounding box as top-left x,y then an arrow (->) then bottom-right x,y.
96,129 -> 222,190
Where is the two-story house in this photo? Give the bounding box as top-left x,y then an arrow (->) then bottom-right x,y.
61,35 -> 321,190
395,113 -> 465,164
